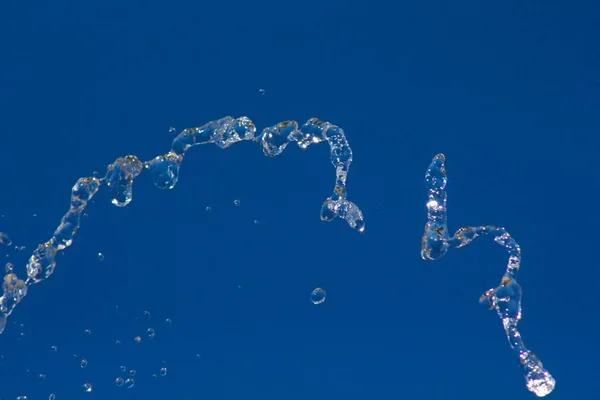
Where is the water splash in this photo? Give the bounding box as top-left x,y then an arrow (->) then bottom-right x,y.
421,153 -> 555,397
0,116 -> 364,332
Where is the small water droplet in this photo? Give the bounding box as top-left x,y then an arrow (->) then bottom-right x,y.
97,253 -> 104,261
129,369 -> 136,377
120,365 -> 126,372
205,206 -> 212,212
160,366 -> 167,376
310,287 -> 326,305
125,377 -> 135,388
115,377 -> 124,386
133,336 -> 141,343
168,127 -> 176,134
80,358 -> 88,368
147,328 -> 155,338
165,318 -> 172,324
233,199 -> 241,206
82,382 -> 92,392
49,394 -> 56,400
259,88 -> 265,95
84,329 -> 91,336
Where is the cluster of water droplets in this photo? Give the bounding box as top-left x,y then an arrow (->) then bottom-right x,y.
0,116 -> 364,332
421,154 -> 555,397
2,308 -> 177,399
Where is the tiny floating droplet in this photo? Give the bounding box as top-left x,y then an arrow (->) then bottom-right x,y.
84,329 -> 91,336
82,382 -> 92,392
233,199 -> 240,206
310,287 -> 326,305
259,88 -> 265,95
97,253 -> 104,261
205,206 -> 212,212
147,328 -> 155,338
160,366 -> 167,376
120,365 -> 126,372
129,369 -> 136,377
125,377 -> 135,388
80,358 -> 88,368
115,376 -> 124,386
169,127 -> 176,134
49,394 -> 56,400
133,335 -> 141,343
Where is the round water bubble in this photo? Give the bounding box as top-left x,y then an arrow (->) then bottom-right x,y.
310,287 -> 326,305
115,376 -> 124,386
125,377 -> 135,388
160,366 -> 167,376
80,358 -> 88,368
82,382 -> 92,392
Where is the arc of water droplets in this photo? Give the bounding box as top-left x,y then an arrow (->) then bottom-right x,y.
0,116 -> 365,333
421,154 -> 555,397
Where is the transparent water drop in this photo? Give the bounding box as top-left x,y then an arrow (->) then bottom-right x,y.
82,382 -> 92,392
133,335 -> 141,343
80,358 -> 88,368
147,328 -> 155,338
259,88 -> 265,95
168,127 -> 176,134
17,396 -> 27,400
120,365 -> 126,372
143,310 -> 151,317
253,219 -> 259,224
129,369 -> 136,377
115,376 -> 124,386
160,366 -> 167,376
233,199 -> 240,206
84,329 -> 91,336
310,287 -> 326,305
125,377 -> 135,388
51,345 -> 58,352
97,252 -> 104,261
49,394 -> 56,400
165,318 -> 172,324
205,206 -> 211,212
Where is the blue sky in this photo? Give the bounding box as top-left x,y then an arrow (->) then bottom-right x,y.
0,0 -> 599,399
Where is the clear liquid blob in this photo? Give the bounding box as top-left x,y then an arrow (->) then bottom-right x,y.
0,116 -> 364,332
421,153 -> 555,397
310,287 -> 326,305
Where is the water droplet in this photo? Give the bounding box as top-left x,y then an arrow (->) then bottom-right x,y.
147,328 -> 155,338
168,127 -> 176,134
129,369 -> 136,376
51,345 -> 58,352
125,377 -> 135,388
165,318 -> 172,324
259,88 -> 265,95
233,199 -> 240,206
115,376 -> 124,386
38,373 -> 46,380
160,366 -> 167,376
120,365 -> 126,372
143,310 -> 151,317
5,262 -> 14,273
82,382 -> 92,392
49,394 -> 56,400
97,252 -> 104,261
84,329 -> 91,335
253,219 -> 259,224
80,358 -> 88,368
310,287 -> 326,305
17,396 -> 27,400
133,335 -> 141,343
205,206 -> 211,212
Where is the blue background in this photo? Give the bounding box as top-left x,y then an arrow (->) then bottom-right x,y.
0,0 -> 598,399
